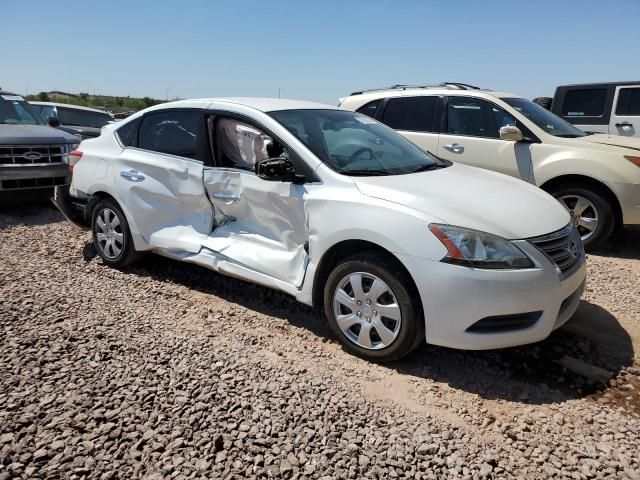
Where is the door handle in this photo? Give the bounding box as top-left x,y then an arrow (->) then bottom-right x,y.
120,169 -> 145,182
615,122 -> 633,128
212,192 -> 240,202
443,143 -> 465,154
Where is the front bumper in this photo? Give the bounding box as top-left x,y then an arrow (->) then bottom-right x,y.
397,241 -> 587,350
606,181 -> 640,225
0,164 -> 70,191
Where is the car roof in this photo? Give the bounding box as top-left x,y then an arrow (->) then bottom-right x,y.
149,97 -> 340,113
557,81 -> 640,88
342,88 -> 520,105
29,101 -> 110,114
0,90 -> 21,97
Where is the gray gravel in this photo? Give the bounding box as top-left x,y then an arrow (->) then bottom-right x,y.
1,206 -> 639,479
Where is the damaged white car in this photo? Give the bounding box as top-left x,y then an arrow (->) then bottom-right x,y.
54,98 -> 586,361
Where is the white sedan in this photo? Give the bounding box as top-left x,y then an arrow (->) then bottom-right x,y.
54,98 -> 586,361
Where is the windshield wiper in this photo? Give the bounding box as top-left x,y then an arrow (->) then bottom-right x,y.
410,163 -> 447,173
338,169 -> 390,176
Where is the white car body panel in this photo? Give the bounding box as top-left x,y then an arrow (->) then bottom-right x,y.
68,97 -> 587,351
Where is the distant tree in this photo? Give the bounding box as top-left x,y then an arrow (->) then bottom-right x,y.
37,91 -> 50,102
142,96 -> 155,108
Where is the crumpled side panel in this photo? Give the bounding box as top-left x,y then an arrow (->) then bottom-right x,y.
203,168 -> 308,287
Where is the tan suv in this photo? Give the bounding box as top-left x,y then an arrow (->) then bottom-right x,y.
340,83 -> 640,249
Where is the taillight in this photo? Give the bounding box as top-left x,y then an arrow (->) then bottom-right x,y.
68,151 -> 83,172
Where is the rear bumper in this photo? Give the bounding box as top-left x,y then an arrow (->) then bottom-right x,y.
51,185 -> 90,229
0,164 -> 70,190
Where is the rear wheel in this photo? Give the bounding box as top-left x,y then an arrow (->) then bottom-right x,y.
323,252 -> 423,362
91,198 -> 139,267
549,185 -> 615,250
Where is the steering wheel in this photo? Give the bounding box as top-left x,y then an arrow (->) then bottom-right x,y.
347,147 -> 375,164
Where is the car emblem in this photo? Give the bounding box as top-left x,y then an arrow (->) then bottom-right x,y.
23,151 -> 43,161
569,241 -> 578,256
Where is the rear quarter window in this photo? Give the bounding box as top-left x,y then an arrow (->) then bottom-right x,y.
116,118 -> 141,147
562,89 -> 608,117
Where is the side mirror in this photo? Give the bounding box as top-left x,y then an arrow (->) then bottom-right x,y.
256,157 -> 296,182
499,125 -> 523,142
47,116 -> 60,128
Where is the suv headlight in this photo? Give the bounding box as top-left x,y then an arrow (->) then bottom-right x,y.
429,224 -> 534,269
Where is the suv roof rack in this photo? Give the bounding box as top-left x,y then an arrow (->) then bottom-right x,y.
350,82 -> 482,96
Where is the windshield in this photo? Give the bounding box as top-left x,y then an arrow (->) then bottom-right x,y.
269,109 -> 445,175
0,95 -> 44,125
503,97 -> 586,138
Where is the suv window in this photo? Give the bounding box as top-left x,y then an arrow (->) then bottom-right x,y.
447,97 -> 515,138
562,89 -> 608,117
356,99 -> 382,119
37,105 -> 56,120
138,111 -> 201,160
381,96 -> 439,132
615,88 -> 640,116
57,107 -> 111,128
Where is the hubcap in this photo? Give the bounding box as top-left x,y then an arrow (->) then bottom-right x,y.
332,272 -> 401,350
95,208 -> 124,259
558,195 -> 599,242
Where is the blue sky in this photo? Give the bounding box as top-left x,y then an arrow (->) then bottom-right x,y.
3,0 -> 639,104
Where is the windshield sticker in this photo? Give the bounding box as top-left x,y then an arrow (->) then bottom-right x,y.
1,95 -> 24,101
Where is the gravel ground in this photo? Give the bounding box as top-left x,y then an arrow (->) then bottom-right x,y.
1,205 -> 639,480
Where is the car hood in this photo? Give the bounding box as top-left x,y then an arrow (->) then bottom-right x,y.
0,124 -> 79,144
59,125 -> 102,137
353,163 -> 569,239
578,133 -> 640,152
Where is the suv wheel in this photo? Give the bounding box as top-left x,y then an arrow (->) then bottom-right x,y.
323,252 -> 423,362
92,198 -> 139,267
550,185 -> 615,250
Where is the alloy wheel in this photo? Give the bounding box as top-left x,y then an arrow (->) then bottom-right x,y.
558,194 -> 599,242
95,207 -> 124,259
332,272 -> 402,350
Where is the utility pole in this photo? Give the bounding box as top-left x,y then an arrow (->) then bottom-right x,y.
278,88 -> 283,99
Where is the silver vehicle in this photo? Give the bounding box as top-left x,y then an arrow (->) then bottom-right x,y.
0,91 -> 78,191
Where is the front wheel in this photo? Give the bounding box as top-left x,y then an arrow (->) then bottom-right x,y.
550,185 -> 615,250
323,252 -> 424,362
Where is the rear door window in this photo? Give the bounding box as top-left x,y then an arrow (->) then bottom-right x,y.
615,88 -> 640,116
138,111 -> 202,160
381,96 -> 440,132
562,89 -> 608,117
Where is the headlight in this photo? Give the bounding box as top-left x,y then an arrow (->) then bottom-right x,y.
429,224 -> 534,269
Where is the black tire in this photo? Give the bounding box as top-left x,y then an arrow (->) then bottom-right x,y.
532,97 -> 553,110
91,198 -> 139,267
548,185 -> 615,251
323,251 -> 424,362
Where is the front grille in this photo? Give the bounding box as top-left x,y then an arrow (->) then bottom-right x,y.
528,224 -> 583,276
0,145 -> 67,165
1,176 -> 68,190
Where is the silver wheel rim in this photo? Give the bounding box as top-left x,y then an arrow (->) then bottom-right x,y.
95,208 -> 124,259
558,194 -> 599,242
332,272 -> 402,350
